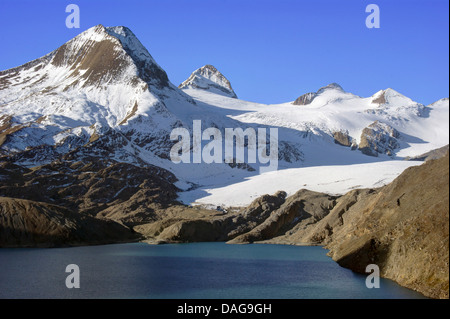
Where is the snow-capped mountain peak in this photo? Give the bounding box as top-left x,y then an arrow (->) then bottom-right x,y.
179,64 -> 237,98
292,82 -> 346,105
0,24 -> 200,164
370,88 -> 415,106
105,25 -> 155,61
0,24 -> 194,130
317,82 -> 344,94
48,24 -> 170,89
103,25 -> 170,88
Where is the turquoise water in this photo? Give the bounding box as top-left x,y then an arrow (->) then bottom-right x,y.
0,242 -> 425,299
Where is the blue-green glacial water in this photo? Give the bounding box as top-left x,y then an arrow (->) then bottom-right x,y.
0,242 -> 425,299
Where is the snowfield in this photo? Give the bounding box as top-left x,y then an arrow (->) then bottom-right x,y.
173,86 -> 447,207
178,160 -> 423,207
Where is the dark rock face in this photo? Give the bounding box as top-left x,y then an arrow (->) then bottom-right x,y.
372,91 -> 387,105
292,83 -> 343,106
359,121 -> 400,157
0,159 -> 179,227
328,153 -> 449,299
293,92 -> 316,105
227,191 -> 287,239
137,191 -> 288,243
228,190 -> 338,244
51,39 -> 127,86
0,115 -> 19,148
0,197 -> 140,247
333,131 -> 352,147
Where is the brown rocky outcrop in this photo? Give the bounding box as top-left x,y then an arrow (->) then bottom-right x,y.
235,152 -> 449,299
135,191 -> 287,243
333,131 -> 352,147
293,92 -> 316,105
371,91 -> 387,105
0,197 -> 139,247
228,190 -> 338,244
405,144 -> 449,162
327,153 -> 449,299
0,160 -> 179,226
359,121 -> 400,156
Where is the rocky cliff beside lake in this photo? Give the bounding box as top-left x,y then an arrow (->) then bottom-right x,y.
230,152 -> 449,299
0,196 -> 140,247
135,152 -> 449,299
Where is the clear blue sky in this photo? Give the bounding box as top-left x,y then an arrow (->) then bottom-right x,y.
0,0 -> 448,105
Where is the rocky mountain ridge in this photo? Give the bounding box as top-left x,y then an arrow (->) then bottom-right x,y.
1,24 -> 448,174
179,64 -> 237,98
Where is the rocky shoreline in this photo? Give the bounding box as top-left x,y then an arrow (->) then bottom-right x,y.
1,153 -> 448,299
134,153 -> 449,299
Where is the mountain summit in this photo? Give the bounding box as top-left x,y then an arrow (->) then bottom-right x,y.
179,64 -> 237,98
293,83 -> 345,105
0,24 -> 199,166
0,24 -> 197,128
2,24 -> 170,92
51,24 -> 170,88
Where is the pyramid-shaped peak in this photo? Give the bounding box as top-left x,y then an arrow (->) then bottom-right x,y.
105,25 -> 132,36
371,88 -> 414,105
196,64 -> 227,76
179,64 -> 237,98
202,64 -> 220,72
47,24 -> 169,88
104,26 -> 153,59
378,88 -> 397,96
66,25 -> 161,67
71,24 -> 136,42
